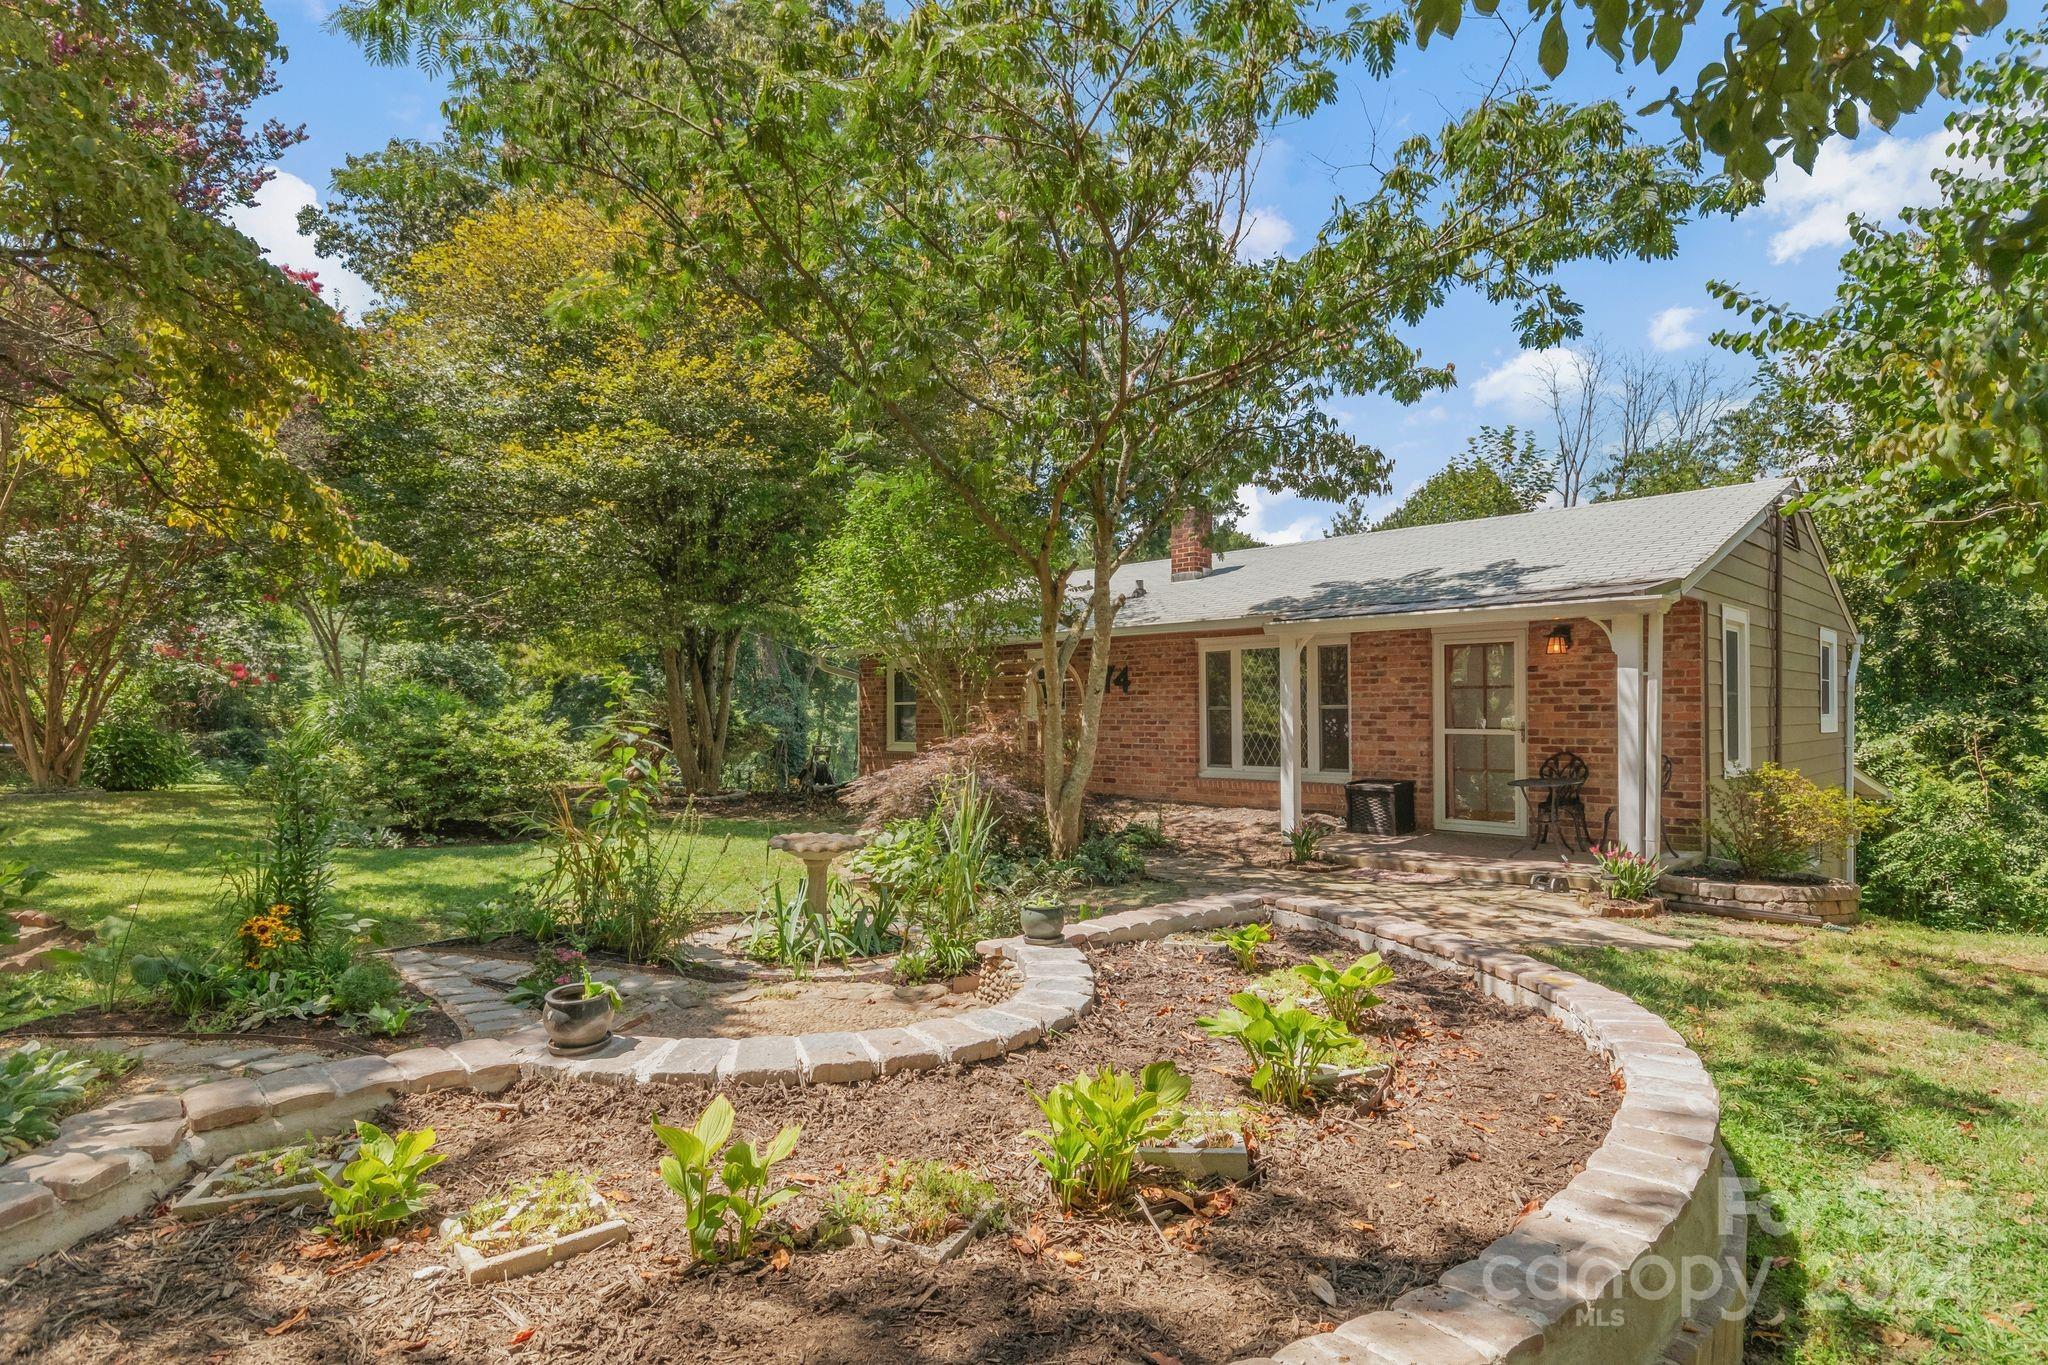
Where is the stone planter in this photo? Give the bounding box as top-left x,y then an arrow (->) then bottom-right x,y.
832,1207 -> 998,1265
1138,1135 -> 1251,1182
171,1142 -> 355,1222
542,984 -> 616,1055
1575,891 -> 1668,919
1018,902 -> 1066,944
441,1197 -> 630,1284
1311,1061 -> 1395,1112
1658,871 -> 1859,926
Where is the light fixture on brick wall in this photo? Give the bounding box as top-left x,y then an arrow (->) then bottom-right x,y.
1545,623 -> 1573,655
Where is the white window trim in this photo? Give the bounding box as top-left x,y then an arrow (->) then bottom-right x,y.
885,666 -> 918,753
1429,627 -> 1527,836
1818,626 -> 1839,734
1721,605 -> 1752,774
1198,638 -> 1350,781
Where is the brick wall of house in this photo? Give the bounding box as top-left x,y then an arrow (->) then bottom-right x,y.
1347,629 -> 1436,828
856,610 -> 1707,845
1662,598 -> 1707,851
1523,617 -> 1619,835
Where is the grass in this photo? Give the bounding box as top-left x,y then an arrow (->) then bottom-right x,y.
1548,915 -> 2048,1364
0,784 -> 834,1025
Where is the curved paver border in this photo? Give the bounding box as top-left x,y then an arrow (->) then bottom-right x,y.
5,892 -> 1745,1365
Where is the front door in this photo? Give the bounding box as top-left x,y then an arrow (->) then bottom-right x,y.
1438,637 -> 1523,833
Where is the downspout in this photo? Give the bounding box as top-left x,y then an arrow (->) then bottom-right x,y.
1844,636 -> 1862,882
1769,505 -> 1784,764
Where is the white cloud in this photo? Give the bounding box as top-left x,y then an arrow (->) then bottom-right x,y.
1760,130 -> 1955,264
1470,345 -> 1580,417
1401,403 -> 1450,428
228,171 -> 375,320
1647,305 -> 1702,352
1236,206 -> 1296,261
1235,484 -> 1325,544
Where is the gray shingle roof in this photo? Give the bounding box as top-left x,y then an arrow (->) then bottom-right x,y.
1092,477 -> 1796,629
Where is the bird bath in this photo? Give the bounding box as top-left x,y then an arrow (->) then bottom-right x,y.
767,831 -> 868,928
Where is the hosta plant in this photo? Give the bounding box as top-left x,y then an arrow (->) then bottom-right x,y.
0,1043 -> 104,1154
651,1095 -> 802,1262
313,1120 -> 446,1241
1200,993 -> 1367,1109
1213,922 -> 1271,972
1026,1061 -> 1190,1210
1293,953 -> 1395,1030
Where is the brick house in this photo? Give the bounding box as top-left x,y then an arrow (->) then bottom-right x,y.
858,478 -> 1862,870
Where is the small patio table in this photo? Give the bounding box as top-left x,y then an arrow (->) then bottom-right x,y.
1509,776 -> 1584,854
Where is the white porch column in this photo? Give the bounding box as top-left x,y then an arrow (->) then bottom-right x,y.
1278,639 -> 1303,834
1610,611 -> 1648,854
1644,608 -> 1665,859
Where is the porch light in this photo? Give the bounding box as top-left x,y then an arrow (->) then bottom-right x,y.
1545,623 -> 1573,655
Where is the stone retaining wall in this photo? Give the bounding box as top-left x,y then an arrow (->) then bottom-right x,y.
1659,870 -> 1860,926
3,894 -> 1744,1364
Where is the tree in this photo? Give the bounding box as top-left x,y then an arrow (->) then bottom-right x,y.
382,196 -> 843,790
2,0 -> 361,550
347,0 -> 1769,853
297,138 -> 497,301
1592,352 -> 1749,500
1716,27 -> 2048,585
803,468 -> 1034,740
1332,426 -> 1550,533
0,404 -> 236,785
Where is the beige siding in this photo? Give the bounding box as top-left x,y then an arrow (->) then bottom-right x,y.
1692,507 -> 1856,871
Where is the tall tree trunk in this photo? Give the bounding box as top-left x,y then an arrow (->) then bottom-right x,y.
659,626 -> 744,793
1035,519 -> 1120,859
297,595 -> 351,690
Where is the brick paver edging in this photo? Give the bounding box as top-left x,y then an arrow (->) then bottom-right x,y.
4,892 -> 1743,1365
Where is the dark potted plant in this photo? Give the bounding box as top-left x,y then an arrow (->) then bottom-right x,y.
1017,889 -> 1066,944
542,967 -> 623,1054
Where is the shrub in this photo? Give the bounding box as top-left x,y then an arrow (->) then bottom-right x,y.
1293,953 -> 1394,1030
1200,992 -> 1367,1109
1027,1061 -> 1189,1210
1861,766 -> 2048,932
1711,763 -> 1879,880
318,682 -> 577,834
652,1095 -> 802,1262
82,710 -> 192,791
314,1120 -> 445,1241
839,722 -> 1041,844
849,772 -> 1002,978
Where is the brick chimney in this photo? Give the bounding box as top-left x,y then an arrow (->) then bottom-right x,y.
1169,508 -> 1213,580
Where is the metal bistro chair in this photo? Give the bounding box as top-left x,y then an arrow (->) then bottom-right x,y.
1536,750 -> 1593,852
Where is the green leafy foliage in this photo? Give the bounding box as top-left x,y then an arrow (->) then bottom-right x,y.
313,1120 -> 446,1241
1330,426 -> 1552,534
0,1044 -> 111,1154
1027,1062 -> 1190,1210
1716,29 -> 2048,585
1214,923 -> 1272,972
743,879 -> 900,972
318,682 -> 577,835
821,1160 -> 1007,1244
81,710 -> 193,791
1284,823 -> 1328,865
46,915 -> 139,1012
1711,763 -> 1879,880
1292,954 -> 1395,1031
651,1095 -> 802,1262
449,1170 -> 607,1252
1200,993 -> 1366,1109
0,824 -> 51,947
360,1001 -> 417,1037
1590,844 -> 1662,903
533,734 -> 719,961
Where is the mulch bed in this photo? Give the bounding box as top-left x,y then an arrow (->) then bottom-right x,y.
0,928 -> 1618,1364
2,993 -> 462,1056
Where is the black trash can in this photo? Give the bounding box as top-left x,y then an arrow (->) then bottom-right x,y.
1345,778 -> 1416,836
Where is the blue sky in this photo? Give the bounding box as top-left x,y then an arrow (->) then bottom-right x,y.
239,3 -> 2039,539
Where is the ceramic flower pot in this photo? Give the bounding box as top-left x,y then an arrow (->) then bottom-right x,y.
542,984 -> 615,1054
1018,901 -> 1066,944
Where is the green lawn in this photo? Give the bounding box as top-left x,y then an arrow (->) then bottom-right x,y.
1,785 -> 822,955
1550,917 -> 2048,1364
